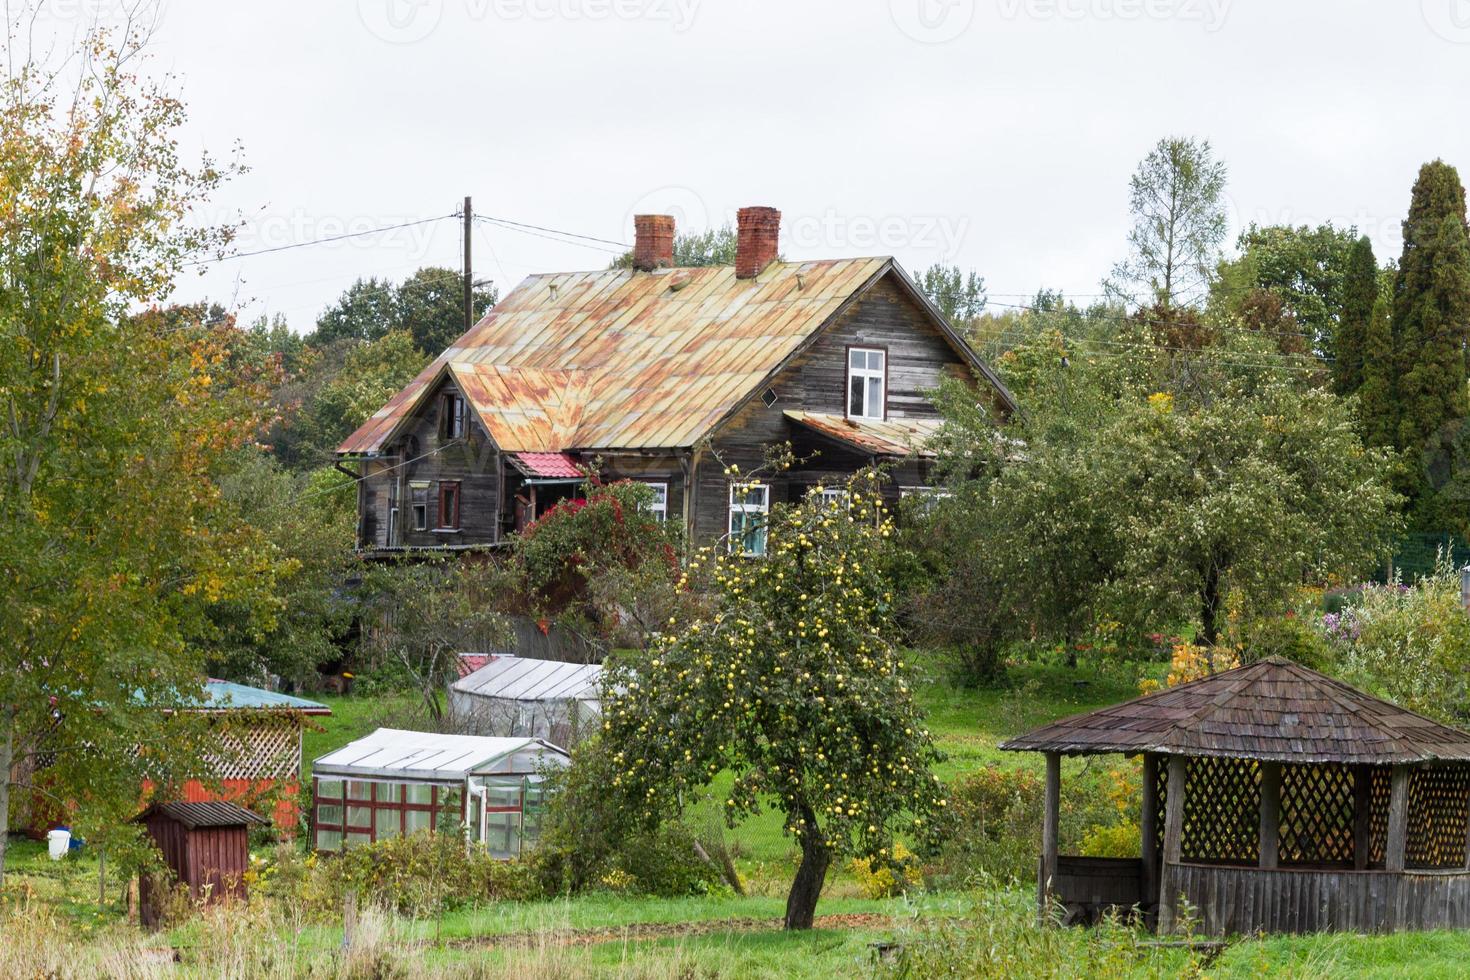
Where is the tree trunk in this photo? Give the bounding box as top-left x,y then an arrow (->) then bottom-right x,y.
0,719 -> 12,889
784,833 -> 831,930
1199,565 -> 1221,651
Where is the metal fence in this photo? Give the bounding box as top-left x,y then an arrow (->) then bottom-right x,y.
1384,532 -> 1470,583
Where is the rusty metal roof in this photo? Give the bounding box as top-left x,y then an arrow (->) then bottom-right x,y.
339,257 -> 1012,455
785,411 -> 943,457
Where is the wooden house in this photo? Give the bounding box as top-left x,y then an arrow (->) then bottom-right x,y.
337,206 -> 1016,553
1001,658 -> 1470,936
135,801 -> 267,927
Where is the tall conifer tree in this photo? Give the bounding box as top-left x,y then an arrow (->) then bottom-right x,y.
1358,290 -> 1397,449
1334,236 -> 1378,395
1391,161 -> 1470,501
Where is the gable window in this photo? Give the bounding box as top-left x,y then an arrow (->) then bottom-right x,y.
847,348 -> 886,420
410,483 -> 429,531
441,392 -> 467,440
728,483 -> 769,556
437,481 -> 461,530
644,482 -> 668,522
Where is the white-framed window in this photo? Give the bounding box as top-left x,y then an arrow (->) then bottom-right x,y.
847,347 -> 886,420
644,482 -> 668,522
901,485 -> 951,516
728,483 -> 770,556
410,483 -> 429,531
387,505 -> 399,546
809,485 -> 849,509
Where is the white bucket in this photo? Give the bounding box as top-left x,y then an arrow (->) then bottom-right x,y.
46,829 -> 71,861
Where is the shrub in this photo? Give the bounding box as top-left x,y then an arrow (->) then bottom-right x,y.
1237,613 -> 1335,671
529,738 -> 724,898
936,761 -> 1144,885
1322,560 -> 1470,722
849,841 -> 918,899
262,832 -> 540,919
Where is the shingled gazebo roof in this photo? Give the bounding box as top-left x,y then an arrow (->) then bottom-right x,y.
999,658 -> 1470,765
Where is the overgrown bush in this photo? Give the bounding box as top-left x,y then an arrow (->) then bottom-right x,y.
849,841 -> 918,899
529,737 -> 725,898
1321,560 -> 1470,722
936,761 -> 1143,885
260,832 -> 540,919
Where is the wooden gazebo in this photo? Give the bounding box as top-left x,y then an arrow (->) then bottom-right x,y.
1000,658 -> 1470,935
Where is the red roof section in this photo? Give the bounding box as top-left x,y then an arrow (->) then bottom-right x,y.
512,452 -> 583,479
457,654 -> 495,678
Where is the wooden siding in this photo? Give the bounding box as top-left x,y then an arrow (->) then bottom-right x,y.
139,815 -> 251,927
1052,856 -> 1146,926
359,377 -> 503,549
1167,862 -> 1470,935
694,273 -> 967,543
356,270 -> 974,549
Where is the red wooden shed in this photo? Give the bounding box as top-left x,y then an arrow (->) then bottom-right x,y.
135,801 -> 267,927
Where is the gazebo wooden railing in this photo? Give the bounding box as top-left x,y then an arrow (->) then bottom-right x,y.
1001,658 -> 1470,936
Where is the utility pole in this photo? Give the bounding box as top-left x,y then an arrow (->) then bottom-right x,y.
463,195 -> 474,332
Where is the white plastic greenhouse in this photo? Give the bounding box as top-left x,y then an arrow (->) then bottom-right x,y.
447,655 -> 602,747
310,728 -> 569,858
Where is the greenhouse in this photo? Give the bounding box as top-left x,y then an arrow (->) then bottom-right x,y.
310,728 -> 570,858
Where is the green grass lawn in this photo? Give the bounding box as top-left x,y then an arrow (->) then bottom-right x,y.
21,655 -> 1470,976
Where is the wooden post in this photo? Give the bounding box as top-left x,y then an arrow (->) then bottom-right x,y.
1039,752 -> 1060,922
1258,762 -> 1281,869
342,889 -> 358,951
1385,764 -> 1410,873
1140,754 -> 1159,927
1354,764 -> 1373,870
1157,755 -> 1187,934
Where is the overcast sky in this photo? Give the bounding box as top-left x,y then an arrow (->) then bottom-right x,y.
33,0 -> 1470,329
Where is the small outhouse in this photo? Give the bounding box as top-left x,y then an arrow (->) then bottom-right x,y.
135,801 -> 267,927
310,728 -> 570,858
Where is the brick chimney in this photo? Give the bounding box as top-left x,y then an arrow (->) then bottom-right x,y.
633,214 -> 675,271
735,206 -> 781,279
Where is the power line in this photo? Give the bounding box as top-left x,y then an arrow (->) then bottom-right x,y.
474,214 -> 630,250
187,214 -> 459,266
299,438 -> 466,503
474,215 -> 628,255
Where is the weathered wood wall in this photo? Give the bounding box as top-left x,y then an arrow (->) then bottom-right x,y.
359,376 -> 502,549
1167,862 -> 1470,935
693,273 -> 971,542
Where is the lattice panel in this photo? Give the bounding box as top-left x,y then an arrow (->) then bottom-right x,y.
1179,756 -> 1260,863
1279,763 -> 1356,865
1369,766 -> 1391,865
1406,766 -> 1470,869
204,715 -> 301,781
